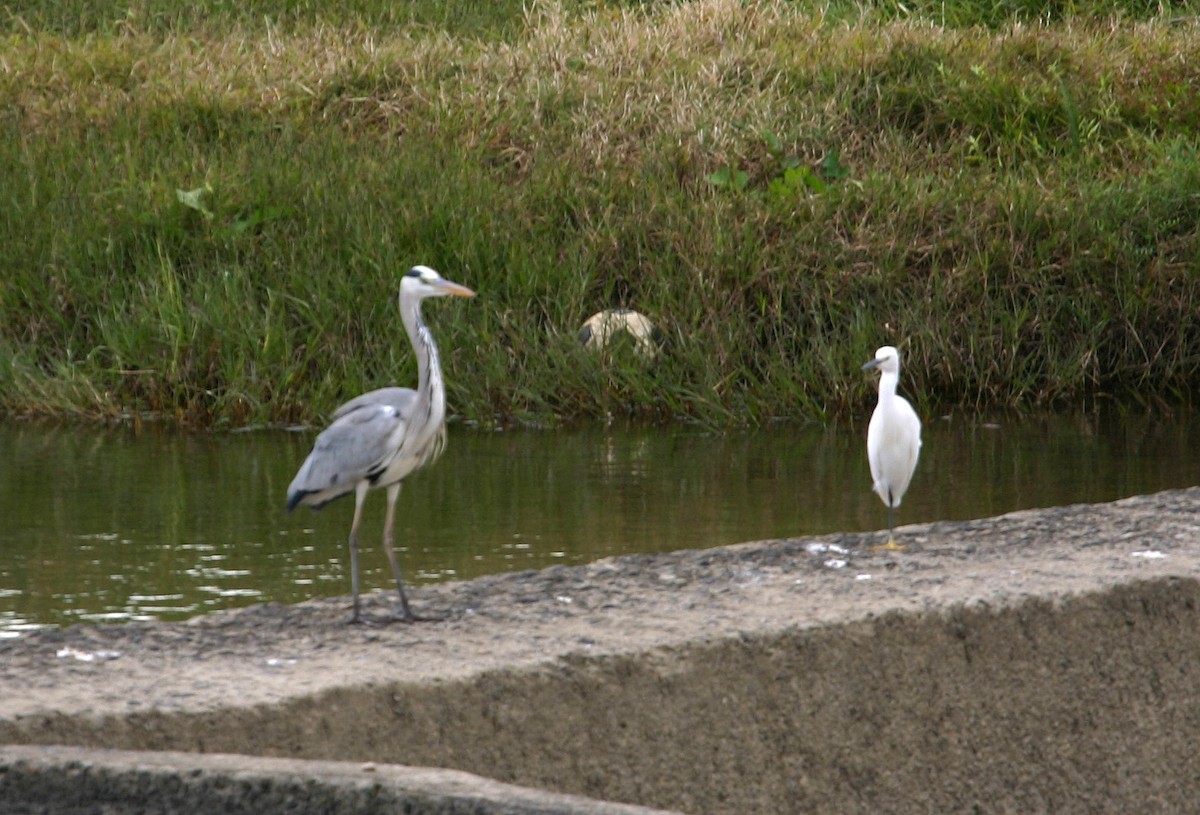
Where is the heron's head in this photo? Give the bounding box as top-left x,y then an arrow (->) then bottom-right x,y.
862,345 -> 901,375
402,265 -> 476,300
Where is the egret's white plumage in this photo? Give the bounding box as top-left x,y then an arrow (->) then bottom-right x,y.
287,265 -> 474,623
862,346 -> 921,550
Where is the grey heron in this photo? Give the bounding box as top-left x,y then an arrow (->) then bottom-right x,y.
286,265 -> 475,623
862,345 -> 922,551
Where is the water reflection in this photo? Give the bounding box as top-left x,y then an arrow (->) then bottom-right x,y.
0,407 -> 1196,633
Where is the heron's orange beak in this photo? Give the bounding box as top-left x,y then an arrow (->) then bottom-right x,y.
437,280 -> 476,298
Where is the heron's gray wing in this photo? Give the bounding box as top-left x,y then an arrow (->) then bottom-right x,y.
286,400 -> 410,509
331,387 -> 418,422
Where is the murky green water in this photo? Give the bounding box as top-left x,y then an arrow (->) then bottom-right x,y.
1,408 -> 1197,634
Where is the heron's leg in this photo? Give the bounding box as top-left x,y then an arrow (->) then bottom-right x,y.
382,481 -> 415,623
346,481 -> 370,624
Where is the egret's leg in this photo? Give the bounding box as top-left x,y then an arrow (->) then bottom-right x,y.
346,481 -> 371,623
382,482 -> 415,623
872,493 -> 906,552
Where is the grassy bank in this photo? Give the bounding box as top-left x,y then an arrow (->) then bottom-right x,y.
2,0 -> 1199,428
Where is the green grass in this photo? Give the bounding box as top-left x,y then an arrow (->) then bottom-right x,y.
1,0 -> 538,39
2,0 -> 1200,428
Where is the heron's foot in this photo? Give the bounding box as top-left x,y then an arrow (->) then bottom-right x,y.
393,607 -> 446,624
346,603 -> 383,626
346,612 -> 414,626
871,537 -> 907,552
343,598 -> 438,625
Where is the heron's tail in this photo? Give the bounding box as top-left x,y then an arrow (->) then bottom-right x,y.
287,487 -> 344,512
286,489 -> 308,512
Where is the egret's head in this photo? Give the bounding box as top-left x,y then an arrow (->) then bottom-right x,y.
862,345 -> 901,375
401,265 -> 476,300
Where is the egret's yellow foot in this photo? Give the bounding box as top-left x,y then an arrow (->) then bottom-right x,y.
872,537 -> 906,552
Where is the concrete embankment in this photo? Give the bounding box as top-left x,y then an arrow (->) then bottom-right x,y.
2,489 -> 1200,813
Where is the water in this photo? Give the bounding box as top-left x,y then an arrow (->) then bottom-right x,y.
1,408 -> 1197,634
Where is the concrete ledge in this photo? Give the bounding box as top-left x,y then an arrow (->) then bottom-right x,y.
0,745 -> 681,815
3,489 -> 1200,813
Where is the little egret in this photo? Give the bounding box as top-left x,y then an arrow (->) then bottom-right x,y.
287,266 -> 475,623
862,345 -> 922,551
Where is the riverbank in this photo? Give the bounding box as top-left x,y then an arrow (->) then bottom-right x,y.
2,488 -> 1199,813
4,2 -> 1200,427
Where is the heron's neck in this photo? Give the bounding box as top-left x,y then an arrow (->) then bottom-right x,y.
401,293 -> 445,420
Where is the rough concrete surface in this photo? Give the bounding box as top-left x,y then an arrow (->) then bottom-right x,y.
0,745 -> 680,814
2,488 -> 1200,814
